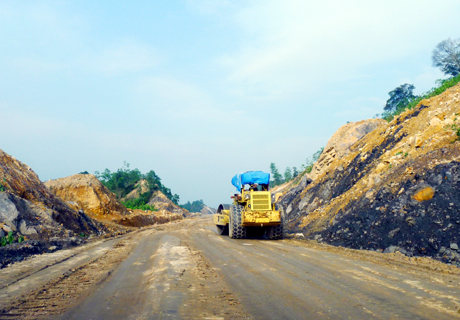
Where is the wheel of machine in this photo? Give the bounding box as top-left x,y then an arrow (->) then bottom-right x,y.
266,222 -> 283,240
229,204 -> 247,239
216,224 -> 229,235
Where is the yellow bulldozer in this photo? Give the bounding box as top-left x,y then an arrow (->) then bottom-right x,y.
213,171 -> 283,239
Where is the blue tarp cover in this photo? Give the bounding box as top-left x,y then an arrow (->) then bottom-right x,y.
231,171 -> 270,191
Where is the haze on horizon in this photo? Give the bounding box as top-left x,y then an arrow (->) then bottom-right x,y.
1,0 -> 460,208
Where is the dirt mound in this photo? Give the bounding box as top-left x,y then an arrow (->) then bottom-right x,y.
45,174 -> 129,219
279,83 -> 460,265
117,209 -> 182,227
148,191 -> 190,217
0,149 -> 100,240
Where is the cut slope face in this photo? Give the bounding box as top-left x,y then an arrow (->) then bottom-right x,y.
45,174 -> 129,218
0,149 -> 99,240
279,84 -> 460,264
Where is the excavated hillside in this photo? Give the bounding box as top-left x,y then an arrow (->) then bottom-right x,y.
0,149 -> 104,267
46,176 -> 187,228
278,83 -> 460,265
45,174 -> 129,219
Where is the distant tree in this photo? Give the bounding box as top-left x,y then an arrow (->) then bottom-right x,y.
383,84 -> 416,115
292,167 -> 299,178
284,167 -> 292,182
171,194 -> 180,206
432,38 -> 460,77
180,199 -> 204,212
304,148 -> 324,173
269,163 -> 283,186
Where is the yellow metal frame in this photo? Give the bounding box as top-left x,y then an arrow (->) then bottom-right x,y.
213,189 -> 281,228
213,210 -> 229,226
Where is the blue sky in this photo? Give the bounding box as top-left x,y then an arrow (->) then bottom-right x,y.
1,0 -> 460,208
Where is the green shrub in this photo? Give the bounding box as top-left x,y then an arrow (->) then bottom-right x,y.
122,197 -> 156,211
383,74 -> 460,121
446,123 -> 460,141
0,231 -> 24,247
95,162 -> 180,205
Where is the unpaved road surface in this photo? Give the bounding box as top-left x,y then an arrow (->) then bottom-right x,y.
1,216 -> 460,319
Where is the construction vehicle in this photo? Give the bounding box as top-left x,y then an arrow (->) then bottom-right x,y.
213,171 -> 283,239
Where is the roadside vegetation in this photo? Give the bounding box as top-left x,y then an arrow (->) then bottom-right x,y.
95,162 -> 180,210
0,231 -> 24,247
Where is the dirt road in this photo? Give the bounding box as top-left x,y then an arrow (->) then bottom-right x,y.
1,216 -> 460,319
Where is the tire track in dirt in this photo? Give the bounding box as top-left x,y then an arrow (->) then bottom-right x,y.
0,236 -> 136,320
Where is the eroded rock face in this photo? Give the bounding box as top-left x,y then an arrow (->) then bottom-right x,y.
148,191 -> 190,217
279,83 -> 460,264
310,119 -> 386,180
45,174 -> 129,218
201,206 -> 216,215
0,149 -> 100,239
0,192 -> 70,239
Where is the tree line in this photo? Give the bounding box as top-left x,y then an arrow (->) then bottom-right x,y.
180,199 -> 205,213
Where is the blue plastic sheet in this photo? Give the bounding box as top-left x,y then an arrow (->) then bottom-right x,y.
231,171 -> 270,191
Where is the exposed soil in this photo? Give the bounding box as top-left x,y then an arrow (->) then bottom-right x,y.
2,217 -> 460,319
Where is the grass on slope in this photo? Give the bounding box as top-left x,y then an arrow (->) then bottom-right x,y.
385,74 -> 460,121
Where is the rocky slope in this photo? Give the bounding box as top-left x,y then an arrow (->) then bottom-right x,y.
0,149 -> 100,240
278,83 -> 460,266
0,149 -> 104,267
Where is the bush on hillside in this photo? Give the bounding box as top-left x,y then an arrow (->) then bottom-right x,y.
95,162 -> 180,210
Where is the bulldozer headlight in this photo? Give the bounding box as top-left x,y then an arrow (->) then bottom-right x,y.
244,194 -> 250,200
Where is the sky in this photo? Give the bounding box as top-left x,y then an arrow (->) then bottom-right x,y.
1,0 -> 460,208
